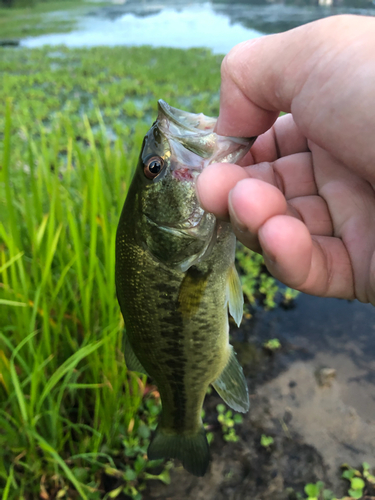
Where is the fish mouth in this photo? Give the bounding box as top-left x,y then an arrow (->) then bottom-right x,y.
157,99 -> 257,162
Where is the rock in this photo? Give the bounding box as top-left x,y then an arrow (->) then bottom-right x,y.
315,367 -> 336,387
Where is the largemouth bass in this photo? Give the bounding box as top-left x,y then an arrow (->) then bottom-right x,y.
115,100 -> 256,476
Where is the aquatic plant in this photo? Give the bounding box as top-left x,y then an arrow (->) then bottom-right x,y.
260,434 -> 274,448
263,338 -> 281,351
341,463 -> 370,499
216,404 -> 243,443
297,462 -> 375,500
236,246 -> 298,310
0,97 -> 148,498
302,481 -> 333,500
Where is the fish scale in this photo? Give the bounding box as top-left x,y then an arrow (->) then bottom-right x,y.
115,100 -> 256,476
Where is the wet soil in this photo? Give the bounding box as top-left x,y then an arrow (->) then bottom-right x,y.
145,294 -> 375,499
146,394 -> 331,500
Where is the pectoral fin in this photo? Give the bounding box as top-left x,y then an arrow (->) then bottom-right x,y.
226,264 -> 244,327
124,335 -> 148,376
212,346 -> 249,413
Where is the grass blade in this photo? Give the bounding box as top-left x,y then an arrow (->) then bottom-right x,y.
31,432 -> 88,500
2,465 -> 14,500
0,299 -> 27,307
37,339 -> 105,412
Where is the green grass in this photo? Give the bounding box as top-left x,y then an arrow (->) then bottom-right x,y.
0,44 -> 284,498
0,96 -> 147,498
0,44 -> 224,499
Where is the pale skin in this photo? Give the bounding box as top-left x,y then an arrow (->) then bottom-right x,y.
196,15 -> 375,305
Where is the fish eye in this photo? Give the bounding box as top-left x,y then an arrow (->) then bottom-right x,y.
144,156 -> 164,179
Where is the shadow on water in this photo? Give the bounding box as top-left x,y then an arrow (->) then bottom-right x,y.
243,294 -> 375,369
212,1 -> 375,34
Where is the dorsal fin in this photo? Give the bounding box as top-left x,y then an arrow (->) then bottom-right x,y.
226,264 -> 244,327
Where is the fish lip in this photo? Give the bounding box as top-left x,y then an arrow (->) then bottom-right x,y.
144,214 -> 204,233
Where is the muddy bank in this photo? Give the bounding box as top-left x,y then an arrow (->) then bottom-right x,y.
145,388 -> 332,500
145,294 -> 375,499
261,361 -> 375,492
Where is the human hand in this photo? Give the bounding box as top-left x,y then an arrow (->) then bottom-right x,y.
197,15 -> 375,304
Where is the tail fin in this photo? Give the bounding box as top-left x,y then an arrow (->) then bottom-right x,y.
148,425 -> 210,477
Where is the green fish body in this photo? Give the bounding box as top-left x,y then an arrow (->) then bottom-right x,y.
115,101 -> 256,476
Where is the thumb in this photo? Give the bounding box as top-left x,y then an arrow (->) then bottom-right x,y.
216,14 -> 375,168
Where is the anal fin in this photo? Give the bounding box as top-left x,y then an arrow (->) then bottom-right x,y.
226,264 -> 244,327
212,346 -> 249,413
124,334 -> 148,376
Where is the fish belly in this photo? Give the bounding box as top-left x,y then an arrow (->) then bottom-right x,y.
118,242 -> 230,433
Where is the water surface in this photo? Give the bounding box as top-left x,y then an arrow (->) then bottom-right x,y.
20,0 -> 375,54
22,2 -> 263,54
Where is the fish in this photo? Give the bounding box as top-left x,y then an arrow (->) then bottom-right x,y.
115,100 -> 256,477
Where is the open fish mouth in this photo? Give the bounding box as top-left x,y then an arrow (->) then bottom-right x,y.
158,99 -> 217,133
157,99 -> 257,163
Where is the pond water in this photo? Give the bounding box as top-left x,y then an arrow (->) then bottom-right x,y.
22,2 -> 262,54
21,0 -> 375,54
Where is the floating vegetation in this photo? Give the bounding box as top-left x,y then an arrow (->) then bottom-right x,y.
216,404 -> 243,443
